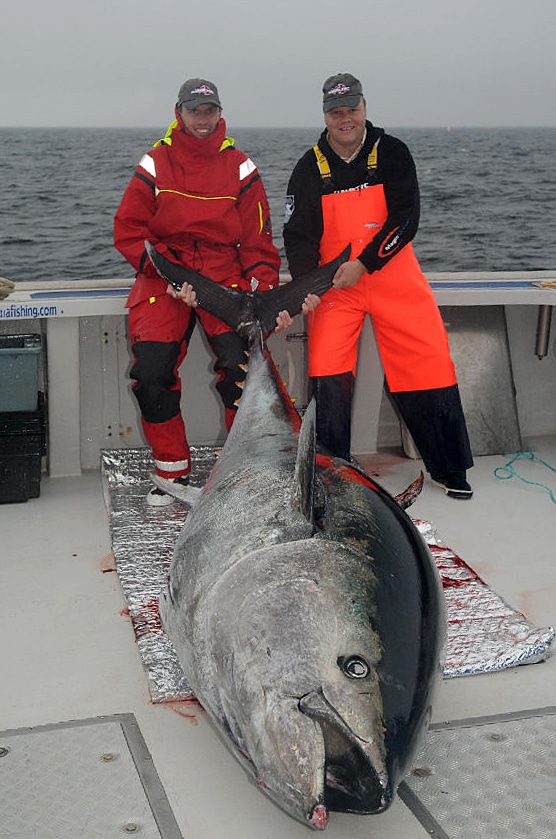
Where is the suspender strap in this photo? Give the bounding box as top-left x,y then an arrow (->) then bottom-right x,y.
313,145 -> 331,179
367,139 -> 379,170
313,139 -> 380,181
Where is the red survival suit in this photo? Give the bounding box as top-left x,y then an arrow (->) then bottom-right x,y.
114,114 -> 280,479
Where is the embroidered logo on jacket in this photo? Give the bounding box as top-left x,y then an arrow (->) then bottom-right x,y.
284,195 -> 295,223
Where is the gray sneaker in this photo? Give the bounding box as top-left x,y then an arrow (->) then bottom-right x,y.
146,475 -> 190,507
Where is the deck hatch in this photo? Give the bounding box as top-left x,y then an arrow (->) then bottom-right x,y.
0,714 -> 183,839
400,706 -> 556,838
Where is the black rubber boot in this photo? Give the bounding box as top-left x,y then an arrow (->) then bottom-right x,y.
390,384 -> 473,476
311,373 -> 355,461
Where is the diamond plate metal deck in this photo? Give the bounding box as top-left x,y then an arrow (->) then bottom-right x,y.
400,707 -> 556,838
0,714 -> 183,839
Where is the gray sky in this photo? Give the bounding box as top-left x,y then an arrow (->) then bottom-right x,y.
2,0 -> 555,128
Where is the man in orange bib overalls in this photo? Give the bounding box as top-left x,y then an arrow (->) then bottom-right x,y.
283,73 -> 473,499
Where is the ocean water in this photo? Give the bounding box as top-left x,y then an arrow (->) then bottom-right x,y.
1,126 -> 556,284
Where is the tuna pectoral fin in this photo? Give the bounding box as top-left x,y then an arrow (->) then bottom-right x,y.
294,399 -> 317,524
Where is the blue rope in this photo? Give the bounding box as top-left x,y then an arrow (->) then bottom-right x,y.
494,450 -> 556,504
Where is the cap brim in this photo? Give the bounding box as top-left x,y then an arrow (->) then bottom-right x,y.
179,98 -> 222,110
323,94 -> 362,113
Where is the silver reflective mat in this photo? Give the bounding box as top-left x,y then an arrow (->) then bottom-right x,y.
400,707 -> 556,839
414,519 -> 554,678
101,448 -> 554,702
0,715 -> 182,839
101,447 -> 220,702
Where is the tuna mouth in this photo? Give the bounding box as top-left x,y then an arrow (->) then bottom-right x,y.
321,724 -> 391,814
299,688 -> 392,815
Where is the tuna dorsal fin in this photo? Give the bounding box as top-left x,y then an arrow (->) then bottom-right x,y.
294,399 -> 317,524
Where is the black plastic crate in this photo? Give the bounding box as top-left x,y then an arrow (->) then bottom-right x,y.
0,394 -> 47,453
0,435 -> 43,503
0,394 -> 47,503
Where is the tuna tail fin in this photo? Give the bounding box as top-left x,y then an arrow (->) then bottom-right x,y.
145,241 -> 251,334
145,241 -> 351,339
294,398 -> 317,525
251,245 -> 351,335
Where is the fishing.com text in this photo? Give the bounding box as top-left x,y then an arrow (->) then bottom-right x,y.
0,302 -> 58,319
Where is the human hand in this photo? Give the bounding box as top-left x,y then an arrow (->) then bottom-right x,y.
274,294 -> 322,333
166,282 -> 198,307
332,259 -> 366,289
301,293 -> 321,315
274,310 -> 293,333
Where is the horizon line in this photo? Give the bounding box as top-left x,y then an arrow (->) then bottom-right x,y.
1,123 -> 556,131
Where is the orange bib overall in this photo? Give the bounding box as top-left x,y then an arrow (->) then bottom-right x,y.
308,183 -> 457,395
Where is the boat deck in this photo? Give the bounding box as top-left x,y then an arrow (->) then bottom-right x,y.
1,437 -> 555,838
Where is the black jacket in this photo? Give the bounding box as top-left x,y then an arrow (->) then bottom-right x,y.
283,121 -> 420,278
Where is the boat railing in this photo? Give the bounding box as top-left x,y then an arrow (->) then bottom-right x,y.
1,270 -> 555,478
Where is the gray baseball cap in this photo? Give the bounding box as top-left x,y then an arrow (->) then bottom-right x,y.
322,73 -> 363,112
177,78 -> 222,110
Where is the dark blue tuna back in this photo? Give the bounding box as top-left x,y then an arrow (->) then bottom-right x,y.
316,458 -> 445,807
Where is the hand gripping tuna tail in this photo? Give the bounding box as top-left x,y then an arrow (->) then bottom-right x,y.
144,240 -> 351,339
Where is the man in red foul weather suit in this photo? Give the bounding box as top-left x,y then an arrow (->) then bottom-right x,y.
114,78 -> 281,505
283,73 -> 473,499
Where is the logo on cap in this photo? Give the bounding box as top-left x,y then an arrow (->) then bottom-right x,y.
329,83 -> 351,97
192,84 -> 216,97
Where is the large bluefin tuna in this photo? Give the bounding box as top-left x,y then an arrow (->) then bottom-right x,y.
147,243 -> 446,831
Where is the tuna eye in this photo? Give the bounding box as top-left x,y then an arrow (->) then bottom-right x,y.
338,655 -> 370,679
